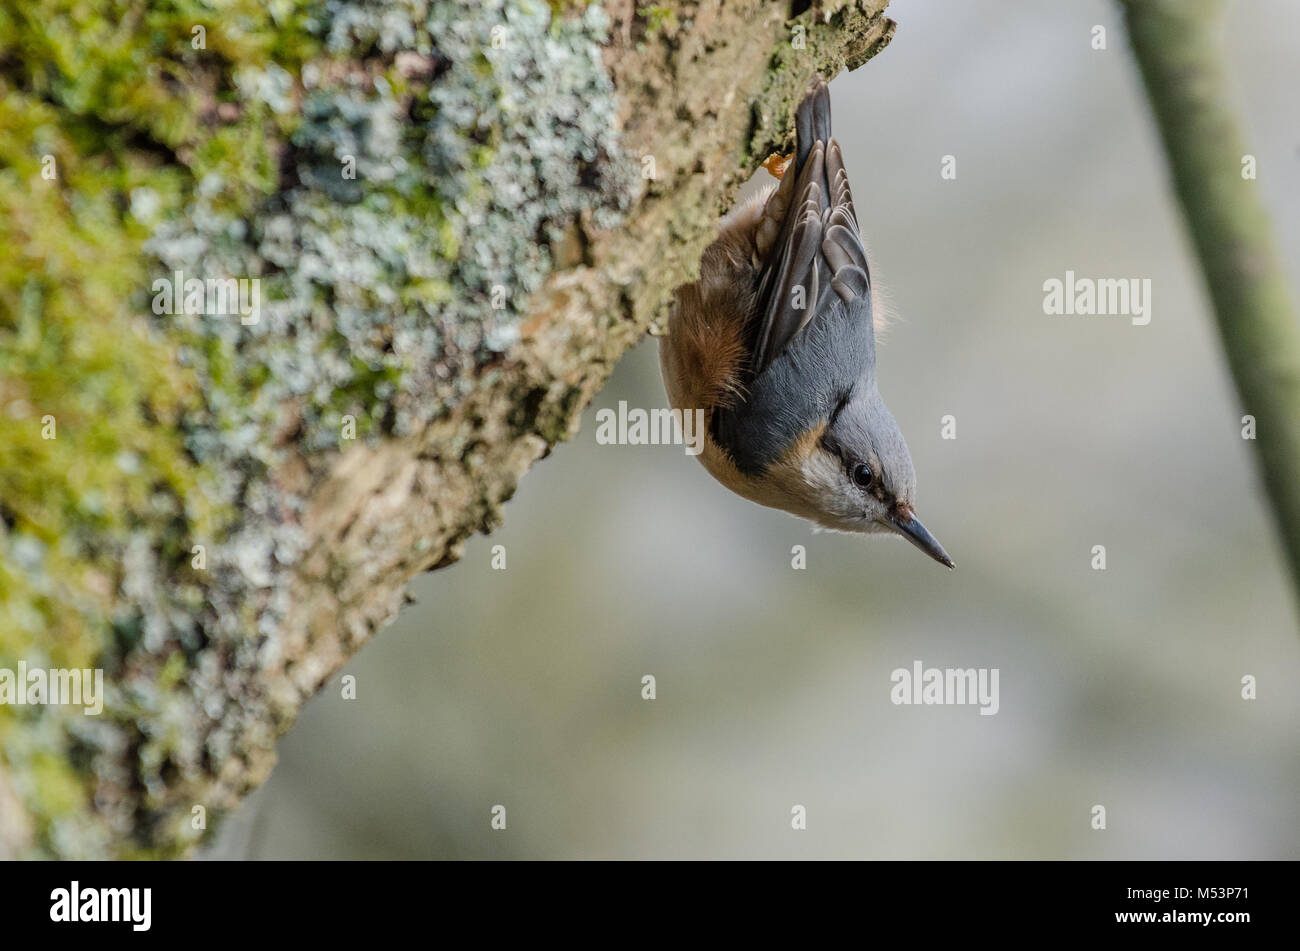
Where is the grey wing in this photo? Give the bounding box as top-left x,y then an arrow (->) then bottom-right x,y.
750,81 -> 872,375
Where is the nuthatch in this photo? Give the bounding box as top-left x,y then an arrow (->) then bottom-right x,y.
660,79 -> 953,568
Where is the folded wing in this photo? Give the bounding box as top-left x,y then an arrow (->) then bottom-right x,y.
750,81 -> 872,377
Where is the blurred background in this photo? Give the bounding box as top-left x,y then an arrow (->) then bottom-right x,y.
214,0 -> 1300,859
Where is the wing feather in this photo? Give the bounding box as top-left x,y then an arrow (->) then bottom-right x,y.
748,82 -> 873,377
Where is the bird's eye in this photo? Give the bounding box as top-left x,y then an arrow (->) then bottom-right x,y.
852,462 -> 875,488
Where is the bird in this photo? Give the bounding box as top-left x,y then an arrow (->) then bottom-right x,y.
659,77 -> 953,568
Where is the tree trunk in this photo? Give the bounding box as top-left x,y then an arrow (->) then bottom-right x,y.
0,0 -> 893,857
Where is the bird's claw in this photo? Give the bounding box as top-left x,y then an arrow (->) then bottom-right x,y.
762,152 -> 793,180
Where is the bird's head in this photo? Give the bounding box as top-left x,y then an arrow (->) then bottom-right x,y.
783,382 -> 953,568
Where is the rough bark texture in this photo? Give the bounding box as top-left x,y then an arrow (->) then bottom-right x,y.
0,0 -> 892,858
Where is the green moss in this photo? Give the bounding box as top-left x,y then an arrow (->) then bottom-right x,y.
744,2 -> 894,167
0,89 -> 205,665
0,0 -> 637,857
29,753 -> 85,816
0,0 -> 327,662
548,0 -> 594,17
0,0 -> 321,857
637,6 -> 678,36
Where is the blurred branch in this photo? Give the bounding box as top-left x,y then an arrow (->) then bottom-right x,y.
1121,0 -> 1300,610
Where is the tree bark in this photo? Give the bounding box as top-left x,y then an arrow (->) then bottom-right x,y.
0,0 -> 893,858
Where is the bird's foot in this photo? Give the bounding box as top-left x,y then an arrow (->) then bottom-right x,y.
762,152 -> 793,180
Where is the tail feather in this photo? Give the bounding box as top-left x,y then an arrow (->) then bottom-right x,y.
749,77 -> 876,374
794,79 -> 832,170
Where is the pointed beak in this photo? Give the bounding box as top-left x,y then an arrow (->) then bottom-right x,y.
886,510 -> 954,569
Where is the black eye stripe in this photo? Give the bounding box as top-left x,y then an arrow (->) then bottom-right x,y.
828,389 -> 852,425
